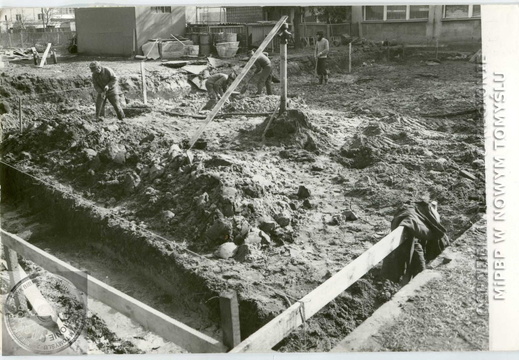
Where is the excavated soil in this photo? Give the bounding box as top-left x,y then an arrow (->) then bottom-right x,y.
0,47 -> 484,352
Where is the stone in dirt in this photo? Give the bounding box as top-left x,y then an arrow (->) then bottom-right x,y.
259,217 -> 278,234
215,242 -> 238,259
274,212 -> 292,227
259,230 -> 271,245
233,217 -> 250,244
167,144 -> 182,159
297,185 -> 311,199
205,217 -> 232,245
149,163 -> 165,181
344,209 -> 359,221
123,172 -> 141,194
244,228 -> 262,245
303,199 -> 313,209
83,148 -> 98,161
161,210 -> 175,223
104,143 -> 127,165
233,244 -> 250,262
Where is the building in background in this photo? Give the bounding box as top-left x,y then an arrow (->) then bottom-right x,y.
75,6 -> 196,56
0,7 -> 76,33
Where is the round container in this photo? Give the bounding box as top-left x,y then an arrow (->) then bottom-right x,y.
199,33 -> 211,45
191,33 -> 200,45
224,32 -> 237,43
216,41 -> 240,58
200,44 -> 211,56
215,32 -> 226,44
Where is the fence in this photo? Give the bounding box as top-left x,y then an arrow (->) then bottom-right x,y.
0,31 -> 75,49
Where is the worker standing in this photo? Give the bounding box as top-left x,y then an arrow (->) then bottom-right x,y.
248,49 -> 273,96
315,31 -> 330,84
89,61 -> 125,121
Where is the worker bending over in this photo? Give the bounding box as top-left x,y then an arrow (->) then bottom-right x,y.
206,72 -> 235,100
248,49 -> 273,95
89,61 -> 125,121
315,31 -> 330,84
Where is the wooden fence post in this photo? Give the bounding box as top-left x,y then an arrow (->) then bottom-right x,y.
219,290 -> 241,349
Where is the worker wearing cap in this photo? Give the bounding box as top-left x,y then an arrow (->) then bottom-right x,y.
315,31 -> 329,84
248,49 -> 273,95
206,72 -> 235,100
89,61 -> 125,121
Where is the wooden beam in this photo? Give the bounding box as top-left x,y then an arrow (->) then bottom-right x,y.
188,15 -> 288,150
1,229 -> 227,353
279,38 -> 287,112
38,43 -> 52,68
219,290 -> 241,349
230,226 -> 405,353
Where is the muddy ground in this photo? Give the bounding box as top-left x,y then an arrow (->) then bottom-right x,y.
0,44 -> 485,352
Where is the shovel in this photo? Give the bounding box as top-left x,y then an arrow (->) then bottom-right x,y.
96,93 -> 108,119
239,73 -> 257,95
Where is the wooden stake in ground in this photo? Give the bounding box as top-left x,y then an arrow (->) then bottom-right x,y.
187,15 -> 289,152
279,24 -> 289,112
348,42 -> 352,73
38,43 -> 52,68
219,290 -> 241,349
140,61 -> 147,105
435,39 -> 439,59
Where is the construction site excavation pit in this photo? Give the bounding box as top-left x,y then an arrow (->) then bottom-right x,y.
0,49 -> 485,353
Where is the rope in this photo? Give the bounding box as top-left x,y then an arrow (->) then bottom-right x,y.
0,160 -> 299,303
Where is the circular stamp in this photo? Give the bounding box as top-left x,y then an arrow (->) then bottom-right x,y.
4,272 -> 87,355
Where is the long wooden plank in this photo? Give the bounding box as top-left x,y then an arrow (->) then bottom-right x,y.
38,43 -> 52,68
1,229 -> 227,353
188,15 -> 288,149
230,226 -> 405,353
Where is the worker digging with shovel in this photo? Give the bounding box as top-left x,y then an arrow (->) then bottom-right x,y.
89,61 -> 125,121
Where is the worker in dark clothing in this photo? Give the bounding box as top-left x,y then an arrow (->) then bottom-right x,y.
206,72 -> 235,100
201,72 -> 236,111
89,61 -> 125,121
248,49 -> 272,95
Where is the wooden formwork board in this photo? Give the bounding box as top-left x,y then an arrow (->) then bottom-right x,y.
1,229 -> 227,353
230,226 -> 405,353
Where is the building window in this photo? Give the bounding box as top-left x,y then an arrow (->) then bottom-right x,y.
365,6 -> 384,21
38,13 -> 43,20
151,6 -> 172,14
15,14 -> 22,21
386,6 -> 406,20
4,15 -> 7,21
364,5 -> 429,21
410,5 -> 429,19
444,5 -> 481,19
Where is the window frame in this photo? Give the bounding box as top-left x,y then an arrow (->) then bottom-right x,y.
15,14 -> 22,21
363,5 -> 430,22
443,5 -> 481,19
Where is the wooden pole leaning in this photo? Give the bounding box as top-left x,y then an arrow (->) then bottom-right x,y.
187,15 -> 289,151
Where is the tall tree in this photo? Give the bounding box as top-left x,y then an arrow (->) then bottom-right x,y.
42,8 -> 56,28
